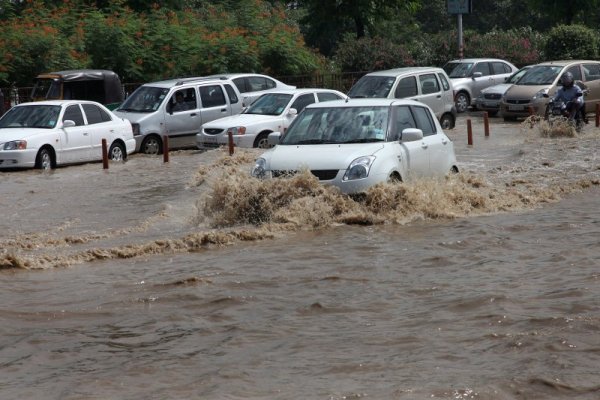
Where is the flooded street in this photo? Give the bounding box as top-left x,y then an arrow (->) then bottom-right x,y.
1,115 -> 600,399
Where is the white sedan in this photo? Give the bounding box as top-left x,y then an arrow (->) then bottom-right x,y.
197,88 -> 347,149
251,98 -> 459,194
0,100 -> 136,169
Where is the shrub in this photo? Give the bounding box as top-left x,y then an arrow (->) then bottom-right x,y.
544,24 -> 598,60
333,34 -> 414,72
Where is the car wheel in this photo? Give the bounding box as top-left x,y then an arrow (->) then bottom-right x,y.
254,132 -> 271,149
455,92 -> 470,113
140,135 -> 162,155
34,147 -> 53,170
440,113 -> 455,129
109,142 -> 126,161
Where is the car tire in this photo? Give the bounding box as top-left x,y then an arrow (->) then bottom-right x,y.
455,92 -> 470,113
140,135 -> 162,155
109,142 -> 126,161
487,110 -> 498,117
440,113 -> 455,129
34,147 -> 53,170
254,132 -> 271,149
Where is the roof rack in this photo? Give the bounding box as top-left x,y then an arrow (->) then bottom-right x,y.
174,76 -> 228,86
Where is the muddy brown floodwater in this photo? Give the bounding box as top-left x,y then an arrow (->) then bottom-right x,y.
1,114 -> 600,399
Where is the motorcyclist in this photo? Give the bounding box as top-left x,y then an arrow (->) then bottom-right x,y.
553,72 -> 584,120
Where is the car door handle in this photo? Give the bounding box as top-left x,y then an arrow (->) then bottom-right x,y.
421,142 -> 428,149
83,132 -> 89,136
190,113 -> 197,116
220,108 -> 227,112
437,95 -> 442,98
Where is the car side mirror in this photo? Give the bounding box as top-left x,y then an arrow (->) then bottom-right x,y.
268,131 -> 281,146
472,72 -> 483,79
62,120 -> 76,128
288,108 -> 298,117
401,128 -> 423,142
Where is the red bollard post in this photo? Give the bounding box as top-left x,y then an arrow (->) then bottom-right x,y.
162,135 -> 169,163
483,111 -> 490,137
228,131 -> 234,156
596,103 -> 600,128
101,138 -> 109,169
467,119 -> 473,146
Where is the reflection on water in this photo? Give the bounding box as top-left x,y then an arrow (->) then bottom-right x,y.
1,119 -> 600,399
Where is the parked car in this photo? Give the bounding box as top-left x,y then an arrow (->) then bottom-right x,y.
113,76 -> 244,154
443,58 -> 518,113
30,69 -> 125,110
500,60 -> 600,120
347,67 -> 457,129
197,88 -> 346,149
475,65 -> 532,116
251,98 -> 459,194
205,73 -> 296,107
0,100 -> 135,170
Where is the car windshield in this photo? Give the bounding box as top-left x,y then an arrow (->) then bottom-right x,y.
347,76 -> 395,98
443,62 -> 474,78
0,105 -> 61,129
507,67 -> 531,84
117,86 -> 169,112
515,65 -> 563,85
280,106 -> 389,145
245,93 -> 292,115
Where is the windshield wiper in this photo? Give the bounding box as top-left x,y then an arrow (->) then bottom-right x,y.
295,139 -> 337,144
344,138 -> 384,143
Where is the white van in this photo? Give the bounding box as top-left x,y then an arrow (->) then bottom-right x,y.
347,67 -> 457,129
114,77 -> 243,154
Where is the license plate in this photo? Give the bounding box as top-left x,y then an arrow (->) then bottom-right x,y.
202,136 -> 217,143
484,102 -> 496,107
508,105 -> 524,111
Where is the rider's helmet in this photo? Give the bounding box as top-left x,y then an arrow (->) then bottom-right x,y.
561,72 -> 574,88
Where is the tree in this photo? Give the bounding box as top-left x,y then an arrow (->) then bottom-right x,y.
526,0 -> 600,26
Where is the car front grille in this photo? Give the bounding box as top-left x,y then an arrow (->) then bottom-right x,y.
484,93 -> 502,100
505,99 -> 530,105
272,170 -> 339,180
204,128 -> 224,135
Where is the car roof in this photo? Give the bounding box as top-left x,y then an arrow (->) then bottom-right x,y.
304,98 -> 424,109
534,59 -> 599,67
446,58 -> 512,63
363,67 -> 445,77
256,88 -> 345,96
14,100 -> 103,107
141,76 -> 233,88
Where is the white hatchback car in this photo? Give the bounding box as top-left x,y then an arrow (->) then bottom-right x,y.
0,100 -> 135,169
197,88 -> 347,149
251,99 -> 459,194
205,73 -> 296,107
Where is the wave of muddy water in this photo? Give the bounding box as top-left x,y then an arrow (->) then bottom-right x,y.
1,116 -> 600,399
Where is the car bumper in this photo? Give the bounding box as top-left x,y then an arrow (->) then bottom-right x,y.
0,149 -> 37,168
500,99 -> 547,117
197,133 -> 256,149
475,99 -> 500,112
264,169 -> 388,195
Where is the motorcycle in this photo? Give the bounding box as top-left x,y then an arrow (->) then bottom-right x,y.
543,90 -> 588,133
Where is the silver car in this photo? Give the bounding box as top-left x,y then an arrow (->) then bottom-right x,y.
347,67 -> 457,129
443,58 -> 518,113
475,65 -> 532,116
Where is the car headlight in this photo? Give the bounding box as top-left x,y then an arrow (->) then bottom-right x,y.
3,140 -> 27,150
251,157 -> 267,178
343,156 -> 375,181
533,88 -> 549,100
226,126 -> 246,136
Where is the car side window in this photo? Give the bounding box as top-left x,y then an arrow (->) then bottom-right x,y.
473,62 -> 490,76
437,73 -> 451,91
63,104 -> 85,126
290,93 -> 316,113
412,106 -> 435,136
394,76 -> 417,98
224,84 -> 239,104
419,74 -> 440,95
232,77 -> 247,93
82,104 -> 111,124
566,65 -> 583,81
247,76 -> 268,91
264,78 -> 276,89
492,62 -> 510,75
392,105 -> 416,141
199,85 -> 226,108
317,92 -> 342,102
582,64 -> 600,82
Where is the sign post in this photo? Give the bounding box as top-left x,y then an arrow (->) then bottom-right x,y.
447,0 -> 473,59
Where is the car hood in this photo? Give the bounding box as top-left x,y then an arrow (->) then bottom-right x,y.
0,128 -> 51,143
264,142 -> 385,170
112,110 -> 155,124
481,83 -> 513,95
504,84 -> 551,99
204,113 -> 282,129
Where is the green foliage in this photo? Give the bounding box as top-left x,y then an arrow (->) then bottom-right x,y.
463,28 -> 545,66
333,34 -> 414,72
544,24 -> 598,60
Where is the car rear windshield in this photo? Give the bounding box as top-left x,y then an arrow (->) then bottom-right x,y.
348,76 -> 395,98
515,65 -> 563,85
280,106 -> 388,145
443,62 -> 474,78
117,86 -> 169,113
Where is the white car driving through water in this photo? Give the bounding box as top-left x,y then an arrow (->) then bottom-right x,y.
251,98 -> 459,194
